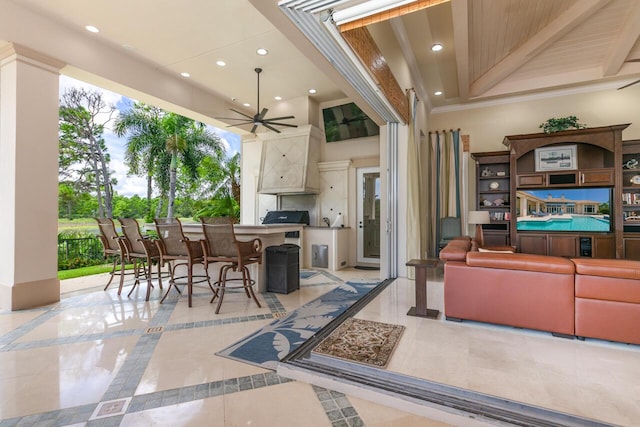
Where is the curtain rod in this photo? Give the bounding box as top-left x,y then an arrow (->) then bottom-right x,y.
428,128 -> 461,134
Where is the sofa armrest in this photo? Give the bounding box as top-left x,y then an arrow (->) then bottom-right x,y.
439,238 -> 471,262
466,252 -> 575,274
572,258 -> 640,280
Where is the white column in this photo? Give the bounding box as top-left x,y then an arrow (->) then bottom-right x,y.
0,44 -> 64,310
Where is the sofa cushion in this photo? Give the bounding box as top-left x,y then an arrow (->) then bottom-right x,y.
572,258 -> 640,280
575,275 -> 640,304
478,246 -> 516,253
439,238 -> 471,262
466,252 -> 575,275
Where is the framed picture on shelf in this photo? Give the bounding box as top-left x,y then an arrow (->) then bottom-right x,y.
535,145 -> 577,171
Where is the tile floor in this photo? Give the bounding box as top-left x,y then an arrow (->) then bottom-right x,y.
1,265 -> 639,426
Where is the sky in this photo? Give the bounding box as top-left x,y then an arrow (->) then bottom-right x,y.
59,75 -> 241,197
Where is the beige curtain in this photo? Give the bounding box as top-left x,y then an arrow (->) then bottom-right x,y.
427,130 -> 468,256
406,91 -> 422,277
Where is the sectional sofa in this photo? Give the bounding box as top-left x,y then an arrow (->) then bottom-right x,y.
439,238 -> 640,345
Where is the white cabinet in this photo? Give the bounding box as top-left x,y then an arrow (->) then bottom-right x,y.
303,227 -> 350,270
257,125 -> 322,194
318,160 -> 351,227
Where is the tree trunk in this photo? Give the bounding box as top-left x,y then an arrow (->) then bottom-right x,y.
146,173 -> 153,217
155,197 -> 164,219
94,140 -> 113,218
167,153 -> 178,219
90,155 -> 105,218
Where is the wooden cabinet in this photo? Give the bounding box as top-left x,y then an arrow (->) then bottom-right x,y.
622,140 -> 640,235
504,124 -> 629,258
549,235 -> 578,257
518,233 -> 546,255
517,169 -> 613,188
518,233 -> 614,258
580,168 -> 614,186
471,151 -> 511,246
623,235 -> 640,260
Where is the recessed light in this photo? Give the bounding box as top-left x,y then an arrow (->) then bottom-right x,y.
243,103 -> 251,107
181,72 -> 190,78
85,25 -> 99,33
434,91 -> 443,96
308,89 -> 317,94
274,96 -> 282,101
216,60 -> 226,67
431,43 -> 443,52
256,48 -> 268,56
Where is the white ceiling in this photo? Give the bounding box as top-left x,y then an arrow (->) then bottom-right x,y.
5,0 -> 640,128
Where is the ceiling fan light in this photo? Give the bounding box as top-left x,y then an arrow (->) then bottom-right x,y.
431,43 -> 443,52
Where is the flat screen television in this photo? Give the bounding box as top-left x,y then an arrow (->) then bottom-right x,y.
516,187 -> 612,232
322,102 -> 379,142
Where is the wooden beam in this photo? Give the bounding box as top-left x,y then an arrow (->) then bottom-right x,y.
339,0 -> 449,32
341,26 -> 409,123
470,0 -> 610,97
603,1 -> 640,76
451,0 -> 469,100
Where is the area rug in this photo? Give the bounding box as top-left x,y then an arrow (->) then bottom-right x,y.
311,318 -> 404,368
216,280 -> 382,369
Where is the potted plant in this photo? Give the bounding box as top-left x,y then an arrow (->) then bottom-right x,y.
539,116 -> 587,134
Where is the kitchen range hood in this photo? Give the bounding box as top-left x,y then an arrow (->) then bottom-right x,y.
257,125 -> 322,195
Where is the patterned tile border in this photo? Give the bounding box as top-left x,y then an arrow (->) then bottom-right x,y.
0,271 -> 359,427
313,385 -> 364,427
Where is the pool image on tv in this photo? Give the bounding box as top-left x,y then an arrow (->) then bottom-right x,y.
516,188 -> 611,232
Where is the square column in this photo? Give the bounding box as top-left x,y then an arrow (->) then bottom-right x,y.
0,44 -> 64,310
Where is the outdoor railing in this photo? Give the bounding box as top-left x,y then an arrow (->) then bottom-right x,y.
58,236 -> 106,270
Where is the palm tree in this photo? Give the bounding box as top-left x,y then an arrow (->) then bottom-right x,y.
115,103 -> 223,219
195,152 -> 242,219
114,103 -> 166,218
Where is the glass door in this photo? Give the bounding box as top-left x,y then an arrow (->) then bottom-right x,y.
357,167 -> 380,264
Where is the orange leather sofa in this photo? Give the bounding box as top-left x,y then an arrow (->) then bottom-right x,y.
439,239 -> 640,344
439,239 -> 575,336
573,258 -> 640,345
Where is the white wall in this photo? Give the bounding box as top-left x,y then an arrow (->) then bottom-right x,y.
428,84 -> 640,217
429,85 -> 640,152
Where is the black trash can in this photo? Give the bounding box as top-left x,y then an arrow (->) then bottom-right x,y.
266,244 -> 300,294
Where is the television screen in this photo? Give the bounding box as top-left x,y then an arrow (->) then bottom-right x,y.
516,188 -> 611,232
322,102 -> 379,142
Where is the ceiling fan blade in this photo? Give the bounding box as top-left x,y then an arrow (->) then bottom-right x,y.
250,124 -> 258,134
263,122 -> 281,133
618,79 -> 640,90
259,108 -> 268,119
216,116 -> 255,121
264,115 -> 295,121
264,121 -> 298,128
230,108 -> 254,119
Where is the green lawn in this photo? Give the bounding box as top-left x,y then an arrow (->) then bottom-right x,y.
58,264 -> 113,280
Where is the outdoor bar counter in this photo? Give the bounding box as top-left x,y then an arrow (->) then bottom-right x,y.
178,223 -> 304,293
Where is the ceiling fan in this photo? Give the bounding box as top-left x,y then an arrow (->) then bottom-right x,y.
216,67 -> 297,133
617,59 -> 640,90
339,115 -> 368,126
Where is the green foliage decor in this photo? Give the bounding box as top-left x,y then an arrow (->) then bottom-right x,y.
539,116 -> 587,134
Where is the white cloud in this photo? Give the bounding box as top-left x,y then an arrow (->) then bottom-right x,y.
59,75 -> 242,198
